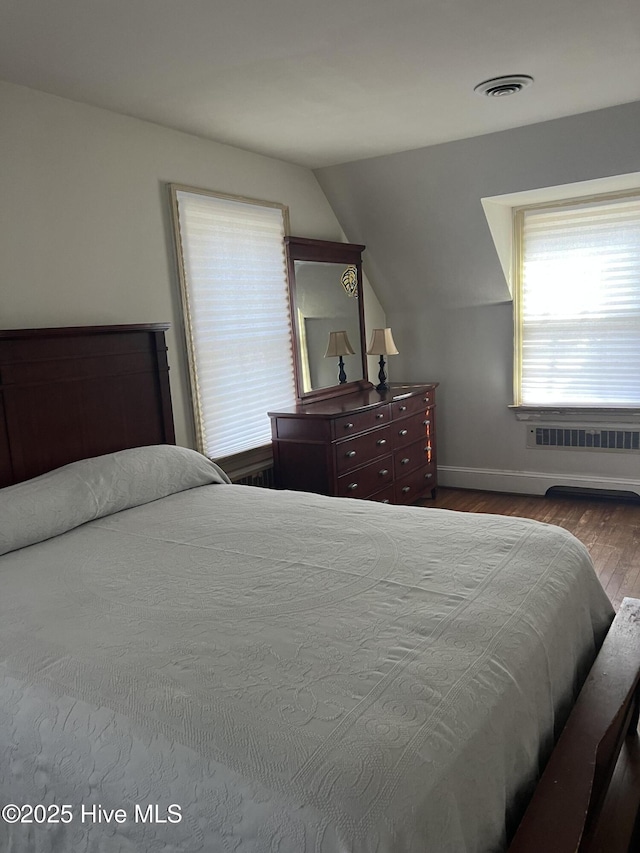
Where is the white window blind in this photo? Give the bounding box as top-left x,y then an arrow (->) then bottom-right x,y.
517,193 -> 640,406
172,187 -> 296,458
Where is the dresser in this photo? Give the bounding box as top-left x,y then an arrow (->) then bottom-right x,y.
269,383 -> 437,504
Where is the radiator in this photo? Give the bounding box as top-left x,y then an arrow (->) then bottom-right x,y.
527,426 -> 640,452
232,466 -> 275,488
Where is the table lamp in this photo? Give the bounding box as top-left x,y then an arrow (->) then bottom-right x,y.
325,330 -> 355,384
367,328 -> 399,392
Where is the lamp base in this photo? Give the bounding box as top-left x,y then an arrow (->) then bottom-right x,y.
375,355 -> 388,392
338,355 -> 347,384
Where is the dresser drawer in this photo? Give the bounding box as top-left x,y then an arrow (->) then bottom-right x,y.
335,425 -> 392,474
334,405 -> 390,437
395,464 -> 436,504
337,456 -> 393,498
394,438 -> 428,475
393,412 -> 429,448
391,393 -> 429,420
367,484 -> 395,504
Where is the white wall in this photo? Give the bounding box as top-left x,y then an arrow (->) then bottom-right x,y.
0,81 -> 384,448
316,101 -> 640,495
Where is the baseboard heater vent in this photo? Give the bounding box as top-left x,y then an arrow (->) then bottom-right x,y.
233,466 -> 275,488
546,485 -> 640,503
528,426 -> 640,452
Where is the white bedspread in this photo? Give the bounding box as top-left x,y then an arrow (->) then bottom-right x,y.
0,453 -> 613,853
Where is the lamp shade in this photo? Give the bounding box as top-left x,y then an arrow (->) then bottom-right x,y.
324,330 -> 355,358
367,328 -> 399,356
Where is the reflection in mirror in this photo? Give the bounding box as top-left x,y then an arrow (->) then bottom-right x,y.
294,261 -> 363,393
286,237 -> 369,402
324,330 -> 355,386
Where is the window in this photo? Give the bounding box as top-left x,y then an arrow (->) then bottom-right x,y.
170,186 -> 296,468
514,191 -> 640,407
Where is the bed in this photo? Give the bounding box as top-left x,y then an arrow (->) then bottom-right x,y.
1,325 -> 639,853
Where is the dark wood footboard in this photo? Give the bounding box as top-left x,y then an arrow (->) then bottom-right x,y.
509,597 -> 640,853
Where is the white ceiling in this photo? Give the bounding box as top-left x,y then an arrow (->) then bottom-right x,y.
1,0 -> 639,169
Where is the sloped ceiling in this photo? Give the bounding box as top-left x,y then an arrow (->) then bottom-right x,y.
1,0 -> 639,168
315,102 -> 640,310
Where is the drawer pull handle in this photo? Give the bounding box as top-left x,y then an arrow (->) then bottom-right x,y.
376,413 -> 385,419
344,422 -> 354,430
348,483 -> 358,491
379,469 -> 389,476
425,445 -> 432,452
376,438 -> 387,446
346,450 -> 357,458
399,429 -> 408,436
399,405 -> 407,412
423,397 -> 430,403
425,473 -> 433,479
423,419 -> 431,426
402,486 -> 411,494
401,457 -> 410,465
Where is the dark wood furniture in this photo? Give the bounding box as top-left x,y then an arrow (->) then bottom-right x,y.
509,597 -> 640,852
0,324 -> 174,487
269,383 -> 437,504
286,236 -> 369,402
0,324 -> 639,851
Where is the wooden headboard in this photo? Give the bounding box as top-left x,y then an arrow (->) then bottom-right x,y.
0,324 -> 175,487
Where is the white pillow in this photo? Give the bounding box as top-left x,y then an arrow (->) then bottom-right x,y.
0,445 -> 230,557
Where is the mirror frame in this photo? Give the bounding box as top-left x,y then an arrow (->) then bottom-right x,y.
285,236 -> 371,402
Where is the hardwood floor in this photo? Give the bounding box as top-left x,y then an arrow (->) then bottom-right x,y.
421,487 -> 640,609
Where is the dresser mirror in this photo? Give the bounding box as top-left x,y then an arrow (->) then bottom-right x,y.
286,236 -> 370,402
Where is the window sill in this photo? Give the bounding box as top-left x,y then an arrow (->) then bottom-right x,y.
214,444 -> 273,482
510,406 -> 640,424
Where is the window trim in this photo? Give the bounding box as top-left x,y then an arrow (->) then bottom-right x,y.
512,187 -> 640,411
168,183 -> 292,461
215,444 -> 274,482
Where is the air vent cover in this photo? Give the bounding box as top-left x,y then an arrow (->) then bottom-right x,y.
527,426 -> 640,452
474,75 -> 534,97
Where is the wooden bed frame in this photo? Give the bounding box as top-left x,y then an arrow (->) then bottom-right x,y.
0,324 -> 175,487
509,596 -> 640,852
1,324 -> 639,852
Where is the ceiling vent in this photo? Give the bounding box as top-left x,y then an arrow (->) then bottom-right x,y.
474,75 -> 534,97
